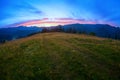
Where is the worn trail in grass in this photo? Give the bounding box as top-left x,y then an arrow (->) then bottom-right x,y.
0,32 -> 120,80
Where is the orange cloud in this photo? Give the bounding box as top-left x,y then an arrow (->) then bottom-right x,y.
16,18 -> 97,27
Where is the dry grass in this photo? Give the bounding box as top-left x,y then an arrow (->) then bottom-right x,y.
0,32 -> 120,80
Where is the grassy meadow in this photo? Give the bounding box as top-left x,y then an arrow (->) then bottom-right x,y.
0,32 -> 120,80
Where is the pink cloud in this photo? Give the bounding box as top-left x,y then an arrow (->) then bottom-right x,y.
6,18 -> 113,27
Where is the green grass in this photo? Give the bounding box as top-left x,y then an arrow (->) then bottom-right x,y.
0,32 -> 120,80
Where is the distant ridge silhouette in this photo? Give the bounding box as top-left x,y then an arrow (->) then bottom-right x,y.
0,24 -> 120,43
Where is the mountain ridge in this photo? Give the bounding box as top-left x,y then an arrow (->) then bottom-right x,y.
0,32 -> 120,80
0,23 -> 120,43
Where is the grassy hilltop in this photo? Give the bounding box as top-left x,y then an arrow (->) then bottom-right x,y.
0,32 -> 120,80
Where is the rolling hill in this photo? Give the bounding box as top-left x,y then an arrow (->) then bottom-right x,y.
0,32 -> 120,80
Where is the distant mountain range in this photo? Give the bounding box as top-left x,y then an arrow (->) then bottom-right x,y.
61,24 -> 120,39
0,24 -> 120,43
0,26 -> 42,43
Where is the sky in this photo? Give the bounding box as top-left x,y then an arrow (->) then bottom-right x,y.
0,0 -> 120,27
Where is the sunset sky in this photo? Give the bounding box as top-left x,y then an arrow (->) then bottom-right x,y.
0,0 -> 120,27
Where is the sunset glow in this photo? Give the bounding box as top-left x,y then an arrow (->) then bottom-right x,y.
17,18 -> 97,27
0,0 -> 120,28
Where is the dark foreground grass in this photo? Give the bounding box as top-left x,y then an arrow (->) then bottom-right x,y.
0,32 -> 120,80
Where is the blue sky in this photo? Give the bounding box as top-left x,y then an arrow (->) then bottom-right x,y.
0,0 -> 120,27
